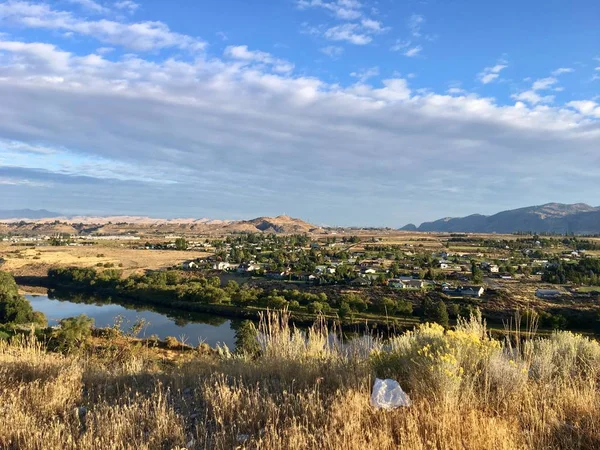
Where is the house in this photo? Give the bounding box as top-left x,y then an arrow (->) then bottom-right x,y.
388,279 -> 407,289
213,262 -> 235,271
350,277 -> 370,286
237,263 -> 260,273
266,270 -> 291,280
405,279 -> 425,289
182,260 -> 198,270
536,289 -> 562,299
482,263 -> 500,273
361,268 -> 377,275
443,285 -> 485,298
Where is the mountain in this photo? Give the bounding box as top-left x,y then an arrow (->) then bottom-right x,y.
224,215 -> 319,234
0,214 -> 320,235
405,203 -> 600,234
0,209 -> 62,220
400,223 -> 418,231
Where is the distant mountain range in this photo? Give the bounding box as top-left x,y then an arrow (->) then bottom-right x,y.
0,209 -> 62,220
401,203 -> 600,234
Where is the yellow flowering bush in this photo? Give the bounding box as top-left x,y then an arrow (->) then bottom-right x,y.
371,317 -> 501,400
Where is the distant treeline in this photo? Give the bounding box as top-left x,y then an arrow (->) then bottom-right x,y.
542,259 -> 600,285
47,267 -> 416,319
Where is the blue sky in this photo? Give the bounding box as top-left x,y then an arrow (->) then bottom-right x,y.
0,0 -> 599,226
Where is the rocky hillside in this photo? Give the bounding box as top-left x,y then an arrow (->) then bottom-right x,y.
403,203 -> 600,234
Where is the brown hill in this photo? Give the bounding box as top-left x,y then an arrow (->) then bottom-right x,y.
223,215 -> 319,234
0,215 -> 320,236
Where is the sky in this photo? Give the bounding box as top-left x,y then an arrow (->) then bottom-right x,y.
0,0 -> 599,227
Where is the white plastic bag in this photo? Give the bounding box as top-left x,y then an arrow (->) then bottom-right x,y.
370,378 -> 411,409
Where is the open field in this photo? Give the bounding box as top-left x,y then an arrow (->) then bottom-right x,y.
0,243 -> 209,278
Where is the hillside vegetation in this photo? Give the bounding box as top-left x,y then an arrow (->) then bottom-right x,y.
1,309 -> 599,449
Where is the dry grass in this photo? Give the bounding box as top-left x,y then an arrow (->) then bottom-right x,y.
1,313 -> 599,449
0,243 -> 210,277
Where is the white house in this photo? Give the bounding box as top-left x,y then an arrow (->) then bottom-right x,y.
182,261 -> 198,270
213,262 -> 235,271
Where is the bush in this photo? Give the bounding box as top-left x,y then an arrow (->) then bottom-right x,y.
372,317 -> 500,400
53,315 -> 94,351
165,336 -> 180,349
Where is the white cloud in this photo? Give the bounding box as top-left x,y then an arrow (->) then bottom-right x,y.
447,87 -> 465,95
511,90 -> 554,105
408,14 -> 424,37
391,14 -> 428,56
0,35 -> 599,224
113,1 -> 139,13
320,45 -> 344,58
0,1 -> 205,52
224,45 -> 294,73
0,40 -> 71,72
532,77 -> 557,91
404,45 -> 422,57
478,63 -> 507,84
512,76 -> 561,105
67,0 -> 109,14
96,47 -> 114,54
324,23 -> 372,45
297,0 -> 385,45
551,67 -> 574,76
350,66 -> 379,82
360,18 -> 384,32
567,100 -> 600,118
296,0 -> 363,20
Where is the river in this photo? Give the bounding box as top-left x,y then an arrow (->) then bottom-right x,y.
26,294 -> 238,348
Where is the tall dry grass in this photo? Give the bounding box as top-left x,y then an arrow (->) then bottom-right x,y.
0,312 -> 599,449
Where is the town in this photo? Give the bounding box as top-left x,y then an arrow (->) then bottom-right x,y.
3,220 -> 600,332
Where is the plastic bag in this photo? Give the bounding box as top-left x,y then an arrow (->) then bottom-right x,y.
370,378 -> 411,409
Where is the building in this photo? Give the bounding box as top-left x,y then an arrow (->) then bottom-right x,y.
535,289 -> 562,299
388,279 -> 407,289
182,261 -> 198,270
213,262 -> 235,271
443,285 -> 485,298
350,277 -> 370,286
405,279 -> 425,289
237,263 -> 260,273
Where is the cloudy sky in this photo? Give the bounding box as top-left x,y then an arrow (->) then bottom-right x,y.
0,0 -> 599,226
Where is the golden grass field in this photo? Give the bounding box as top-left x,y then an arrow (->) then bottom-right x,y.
1,312 -> 599,449
0,243 -> 210,278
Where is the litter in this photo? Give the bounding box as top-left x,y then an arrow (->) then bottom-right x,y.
370,378 -> 411,409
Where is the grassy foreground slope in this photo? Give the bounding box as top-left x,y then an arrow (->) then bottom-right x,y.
1,313 -> 600,449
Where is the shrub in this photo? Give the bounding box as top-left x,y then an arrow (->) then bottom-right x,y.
371,316 -> 500,401
52,315 -> 94,351
165,336 -> 180,349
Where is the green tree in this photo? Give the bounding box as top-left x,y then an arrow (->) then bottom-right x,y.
471,261 -> 484,284
0,271 -> 35,324
235,320 -> 260,356
174,238 -> 188,250
432,301 -> 450,327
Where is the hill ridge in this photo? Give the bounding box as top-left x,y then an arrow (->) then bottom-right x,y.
404,203 -> 600,234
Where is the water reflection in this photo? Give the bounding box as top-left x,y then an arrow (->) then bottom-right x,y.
26,293 -> 237,348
